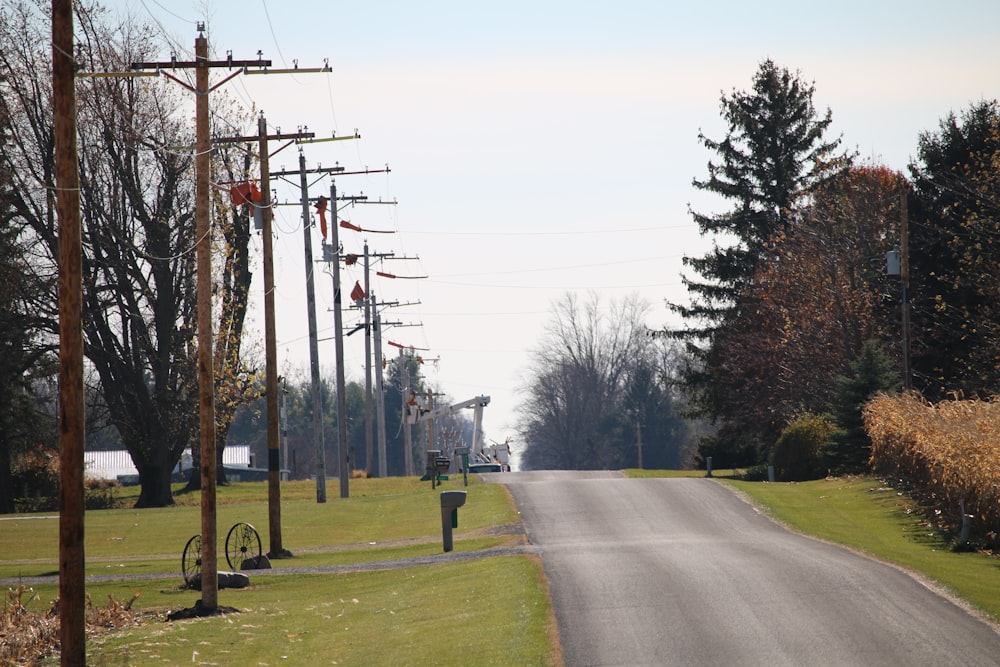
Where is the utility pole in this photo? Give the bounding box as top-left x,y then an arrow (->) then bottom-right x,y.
272,157 -> 354,502
53,0 -> 85,661
363,243 -> 373,475
259,117 -> 295,555
318,172 -> 390,495
400,352 -> 413,476
129,29 -> 327,611
281,379 -> 289,473
215,117 -> 313,556
355,244 -> 398,476
300,151 -> 328,502
900,186 -> 912,391
636,422 -> 644,470
329,180 -> 351,498
372,294 -> 388,477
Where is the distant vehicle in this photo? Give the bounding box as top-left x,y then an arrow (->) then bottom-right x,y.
468,463 -> 503,474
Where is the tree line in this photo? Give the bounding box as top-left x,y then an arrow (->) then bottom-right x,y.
666,58 -> 1000,474
517,59 -> 1000,474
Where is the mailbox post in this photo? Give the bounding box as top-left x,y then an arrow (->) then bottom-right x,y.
455,446 -> 470,486
440,490 -> 467,552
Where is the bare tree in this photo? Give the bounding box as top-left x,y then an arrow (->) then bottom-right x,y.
1,3 -> 257,506
519,293 -> 660,470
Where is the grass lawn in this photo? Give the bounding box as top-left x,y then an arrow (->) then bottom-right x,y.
85,557 -> 555,667
2,476 -> 561,666
0,477 -> 520,580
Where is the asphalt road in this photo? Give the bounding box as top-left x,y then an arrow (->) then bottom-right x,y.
501,471 -> 1000,667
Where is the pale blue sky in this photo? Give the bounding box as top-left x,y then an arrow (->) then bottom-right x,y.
104,1 -> 1000,451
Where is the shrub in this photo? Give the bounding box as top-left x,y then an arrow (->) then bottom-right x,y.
771,414 -> 833,482
739,463 -> 771,481
85,477 -> 121,509
11,449 -> 60,511
9,449 -> 122,512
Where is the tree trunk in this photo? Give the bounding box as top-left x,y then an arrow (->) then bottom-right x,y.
134,463 -> 175,508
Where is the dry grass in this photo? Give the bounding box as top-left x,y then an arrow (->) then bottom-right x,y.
865,393 -> 1000,545
1,585 -> 146,666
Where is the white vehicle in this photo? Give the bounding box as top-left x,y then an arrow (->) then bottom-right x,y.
407,394 -> 491,459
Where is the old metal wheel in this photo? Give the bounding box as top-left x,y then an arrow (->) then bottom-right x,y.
225,522 -> 262,570
181,534 -> 202,587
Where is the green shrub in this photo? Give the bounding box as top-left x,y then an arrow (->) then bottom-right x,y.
739,463 -> 771,481
771,414 -> 833,482
84,478 -> 121,509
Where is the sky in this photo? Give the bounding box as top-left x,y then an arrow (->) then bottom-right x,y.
103,0 -> 1000,466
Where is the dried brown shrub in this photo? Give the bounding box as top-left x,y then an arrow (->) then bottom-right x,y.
1,587 -> 145,665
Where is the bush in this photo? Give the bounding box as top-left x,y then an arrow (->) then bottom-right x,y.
9,449 -> 122,512
738,463 -> 772,481
10,449 -> 60,511
693,426 -> 760,470
85,477 -> 121,509
771,414 -> 833,482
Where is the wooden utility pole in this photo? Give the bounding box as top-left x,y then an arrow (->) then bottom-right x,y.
363,243 -> 373,475
53,0 -> 86,662
401,354 -> 414,476
636,422 -> 644,470
259,117 -> 286,554
192,32 -> 220,611
256,119 -> 313,554
130,29 -> 330,610
299,151 -> 327,502
353,243 -> 403,476
329,180 -> 351,497
372,294 -> 388,477
270,154 -> 360,501
216,118 -> 314,554
900,186 -> 912,391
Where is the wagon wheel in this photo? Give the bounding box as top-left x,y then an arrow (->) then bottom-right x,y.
225,522 -> 262,570
181,534 -> 202,587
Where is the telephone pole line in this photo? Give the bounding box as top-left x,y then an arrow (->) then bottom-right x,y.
129,27 -> 328,610
270,157 -> 349,502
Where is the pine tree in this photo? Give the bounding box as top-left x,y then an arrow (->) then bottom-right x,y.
908,100 -> 1000,399
823,340 -> 899,474
671,59 -> 847,454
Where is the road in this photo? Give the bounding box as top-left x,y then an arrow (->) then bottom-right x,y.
501,471 -> 1000,667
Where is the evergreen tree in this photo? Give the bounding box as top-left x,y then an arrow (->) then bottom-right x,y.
822,340 -> 899,474
670,59 -> 847,458
908,100 -> 1000,399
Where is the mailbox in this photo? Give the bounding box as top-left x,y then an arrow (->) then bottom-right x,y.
440,490 -> 467,552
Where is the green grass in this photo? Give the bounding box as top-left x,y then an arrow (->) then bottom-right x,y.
1,477 -> 520,579
4,476 -> 560,666
84,558 -> 555,667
